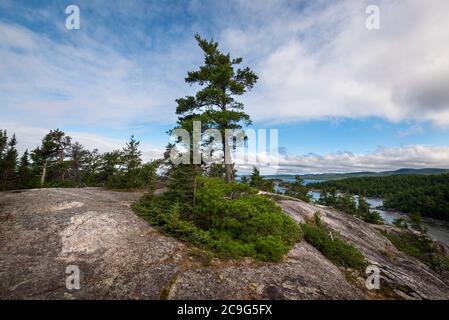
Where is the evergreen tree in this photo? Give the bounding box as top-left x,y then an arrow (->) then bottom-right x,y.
0,129 -> 8,188
166,163 -> 199,215
248,166 -> 274,192
83,149 -> 101,186
31,129 -> 71,186
284,176 -> 311,202
99,150 -> 123,186
357,195 -> 371,215
175,34 -> 258,183
409,212 -> 426,235
2,134 -> 19,191
121,135 -> 142,188
67,142 -> 88,186
50,129 -> 72,183
17,150 -> 33,189
0,130 -> 7,161
336,192 -> 357,215
240,175 -> 249,184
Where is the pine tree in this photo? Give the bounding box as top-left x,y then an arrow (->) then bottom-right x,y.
284,176 -> 311,202
249,166 -> 264,187
357,195 -> 371,214
166,163 -> 198,215
83,149 -> 101,186
2,134 -> 19,191
67,142 -> 88,186
99,150 -> 123,187
0,130 -> 7,161
17,150 -> 33,189
121,135 -> 142,188
0,130 -> 8,188
50,129 -> 72,183
31,129 -> 71,186
249,166 -> 274,192
175,34 -> 258,183
336,192 -> 357,215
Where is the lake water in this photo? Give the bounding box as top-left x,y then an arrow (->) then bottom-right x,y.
274,180 -> 449,247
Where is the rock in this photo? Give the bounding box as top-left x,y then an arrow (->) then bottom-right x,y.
277,199 -> 449,300
1,188 -> 448,299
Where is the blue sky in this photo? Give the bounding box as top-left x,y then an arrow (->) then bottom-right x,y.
1,0 -> 449,173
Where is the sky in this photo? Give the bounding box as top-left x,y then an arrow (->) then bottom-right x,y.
1,0 -> 449,174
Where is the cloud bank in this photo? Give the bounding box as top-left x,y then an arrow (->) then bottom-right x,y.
220,0 -> 449,126
1,0 -> 449,173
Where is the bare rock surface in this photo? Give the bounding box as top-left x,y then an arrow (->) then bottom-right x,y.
278,199 -> 449,299
1,188 -> 447,299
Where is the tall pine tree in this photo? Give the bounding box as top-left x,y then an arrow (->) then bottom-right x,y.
17,150 -> 33,189
175,34 -> 258,183
2,134 -> 18,191
121,135 -> 142,188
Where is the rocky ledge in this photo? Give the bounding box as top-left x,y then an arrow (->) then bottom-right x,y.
0,188 -> 448,299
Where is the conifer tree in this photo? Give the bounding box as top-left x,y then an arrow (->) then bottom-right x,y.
0,130 -> 7,161
2,134 -> 18,191
99,150 -> 122,186
31,129 -> 71,186
0,130 -> 8,188
83,149 -> 101,186
249,166 -> 274,192
175,34 -> 258,183
121,135 -> 142,188
17,150 -> 33,189
67,142 -> 88,186
284,176 -> 311,202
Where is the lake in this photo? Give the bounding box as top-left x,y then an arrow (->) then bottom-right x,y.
274,179 -> 449,247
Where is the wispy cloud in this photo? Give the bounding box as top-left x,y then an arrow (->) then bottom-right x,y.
238,145 -> 449,174
221,0 -> 449,126
1,0 -> 449,173
398,124 -> 424,138
0,122 -> 163,162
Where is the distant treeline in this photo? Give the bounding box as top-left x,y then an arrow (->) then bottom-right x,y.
309,174 -> 449,221
0,129 -> 157,191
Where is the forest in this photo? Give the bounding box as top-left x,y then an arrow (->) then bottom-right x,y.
0,128 -> 158,191
309,175 -> 449,221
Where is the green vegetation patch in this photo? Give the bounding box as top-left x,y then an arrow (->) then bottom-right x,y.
385,232 -> 449,273
310,174 -> 449,221
302,212 -> 367,270
133,176 -> 302,262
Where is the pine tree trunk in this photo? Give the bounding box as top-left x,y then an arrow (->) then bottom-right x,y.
41,160 -> 47,186
3,167 -> 8,191
225,164 -> 233,183
222,133 -> 234,183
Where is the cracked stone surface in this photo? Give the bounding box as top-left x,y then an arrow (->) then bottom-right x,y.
278,199 -> 449,300
1,188 -> 448,299
0,188 -> 186,299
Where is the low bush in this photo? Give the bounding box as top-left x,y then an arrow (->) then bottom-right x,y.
133,176 -> 302,262
302,212 -> 366,270
384,230 -> 449,273
361,211 -> 384,224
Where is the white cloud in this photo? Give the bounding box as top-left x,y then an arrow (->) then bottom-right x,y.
221,0 -> 449,126
1,1 -> 449,173
2,1 -> 449,129
0,122 -> 163,162
0,20 -> 196,130
237,145 -> 449,174
398,123 -> 423,138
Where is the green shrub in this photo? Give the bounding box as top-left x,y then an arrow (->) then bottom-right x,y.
302,212 -> 366,270
361,211 -> 384,224
384,230 -> 449,273
392,217 -> 408,229
133,176 -> 302,262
